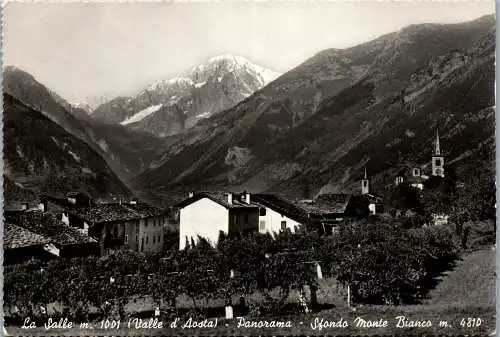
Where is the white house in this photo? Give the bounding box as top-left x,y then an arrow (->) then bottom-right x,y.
250,194 -> 307,234
176,192 -> 260,250
176,190 -> 379,246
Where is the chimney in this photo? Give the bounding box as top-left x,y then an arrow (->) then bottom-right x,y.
188,192 -> 194,198
245,192 -> 251,204
227,193 -> 233,205
129,200 -> 137,205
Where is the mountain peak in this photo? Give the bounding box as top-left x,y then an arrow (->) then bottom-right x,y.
93,54 -> 281,135
207,54 -> 251,65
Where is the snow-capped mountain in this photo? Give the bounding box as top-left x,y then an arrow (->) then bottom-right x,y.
92,54 -> 281,137
132,15 -> 495,201
72,102 -> 93,114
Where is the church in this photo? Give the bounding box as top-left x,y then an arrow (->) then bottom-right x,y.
394,131 -> 445,190
359,168 -> 384,215
355,131 -> 446,221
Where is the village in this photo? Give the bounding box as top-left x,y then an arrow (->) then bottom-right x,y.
3,3 -> 497,334
5,132 -> 449,263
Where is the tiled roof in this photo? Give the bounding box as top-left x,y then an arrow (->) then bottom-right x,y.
361,193 -> 384,203
406,175 -> 427,184
4,222 -> 51,249
81,202 -> 165,223
5,210 -> 97,246
301,194 -> 353,214
175,191 -> 362,220
43,195 -> 164,223
251,194 -> 309,223
175,191 -> 259,209
42,195 -> 88,216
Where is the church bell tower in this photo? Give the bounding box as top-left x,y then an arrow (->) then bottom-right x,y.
431,130 -> 445,177
361,167 -> 370,195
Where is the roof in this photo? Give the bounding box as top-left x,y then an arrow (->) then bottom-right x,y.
5,210 -> 97,246
67,191 -> 86,197
301,194 -> 353,214
82,202 -> 165,223
43,195 -> 164,224
4,222 -> 50,249
361,193 -> 383,203
251,194 -> 309,223
406,175 -> 427,184
42,195 -> 88,215
175,191 -> 359,219
175,192 -> 259,209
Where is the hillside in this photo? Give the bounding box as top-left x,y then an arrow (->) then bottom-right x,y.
3,66 -> 93,145
3,67 -> 171,180
92,54 -> 281,137
426,248 -> 495,307
3,93 -> 132,202
131,16 -> 495,204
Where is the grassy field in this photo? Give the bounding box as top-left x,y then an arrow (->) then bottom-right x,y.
6,248 -> 496,336
426,246 -> 496,307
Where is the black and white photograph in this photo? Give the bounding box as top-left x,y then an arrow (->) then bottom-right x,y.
2,1 -> 496,335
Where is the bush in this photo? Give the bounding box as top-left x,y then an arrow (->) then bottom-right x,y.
332,216 -> 459,304
5,219 -> 461,320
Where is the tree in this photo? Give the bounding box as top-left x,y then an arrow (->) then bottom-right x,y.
386,184 -> 423,216
449,163 -> 495,238
329,216 -> 459,304
422,175 -> 457,223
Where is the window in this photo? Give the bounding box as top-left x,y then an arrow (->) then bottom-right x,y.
158,235 -> 161,242
125,235 -> 128,244
259,208 -> 266,216
244,213 -> 249,223
259,221 -> 266,230
435,158 -> 441,166
146,236 -> 149,245
145,219 -> 148,227
141,238 -> 144,252
363,181 -> 368,187
281,221 -> 287,230
234,214 -> 239,224
153,236 -> 156,244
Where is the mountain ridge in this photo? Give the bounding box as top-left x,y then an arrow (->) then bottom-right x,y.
92,54 -> 281,137
3,67 -> 172,181
3,93 -> 133,203
131,15 -> 495,206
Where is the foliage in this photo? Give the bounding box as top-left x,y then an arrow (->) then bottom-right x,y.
422,175 -> 457,221
331,216 -> 459,304
386,184 -> 423,215
449,166 -> 495,235
5,219 -> 461,322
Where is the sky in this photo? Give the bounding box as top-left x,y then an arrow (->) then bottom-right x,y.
4,1 -> 495,106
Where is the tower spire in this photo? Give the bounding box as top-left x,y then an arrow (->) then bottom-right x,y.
434,130 -> 441,156
361,166 -> 370,195
431,130 -> 445,177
